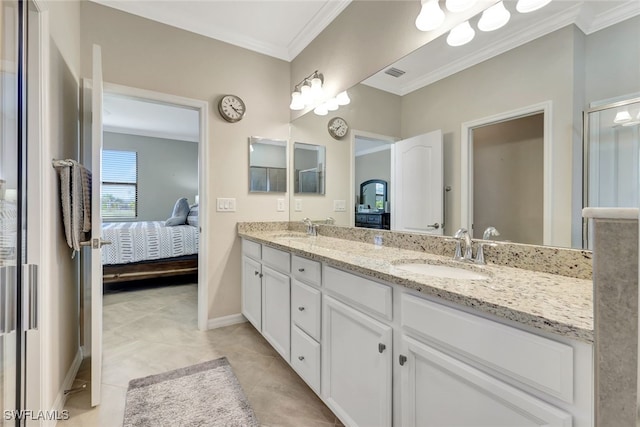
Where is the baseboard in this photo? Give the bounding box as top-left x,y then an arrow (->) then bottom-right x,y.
207,313 -> 246,330
49,347 -> 83,427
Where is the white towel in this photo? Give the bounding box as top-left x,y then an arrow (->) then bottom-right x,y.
53,159 -> 92,256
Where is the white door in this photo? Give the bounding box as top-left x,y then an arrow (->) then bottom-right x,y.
261,266 -> 290,361
81,44 -> 104,407
241,256 -> 262,330
399,335 -> 572,427
322,295 -> 392,427
393,130 -> 443,234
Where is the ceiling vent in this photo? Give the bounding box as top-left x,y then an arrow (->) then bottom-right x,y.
384,67 -> 406,78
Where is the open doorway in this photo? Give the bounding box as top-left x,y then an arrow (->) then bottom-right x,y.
471,113 -> 544,244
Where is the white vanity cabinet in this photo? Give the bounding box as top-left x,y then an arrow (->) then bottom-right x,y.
241,240 -> 262,330
261,265 -> 291,361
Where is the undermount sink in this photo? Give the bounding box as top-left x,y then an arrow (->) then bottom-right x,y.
393,261 -> 490,281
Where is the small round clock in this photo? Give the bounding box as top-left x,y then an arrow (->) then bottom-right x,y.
218,94 -> 246,123
328,117 -> 349,140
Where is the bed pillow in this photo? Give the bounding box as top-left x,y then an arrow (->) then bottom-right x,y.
165,197 -> 189,226
187,204 -> 199,227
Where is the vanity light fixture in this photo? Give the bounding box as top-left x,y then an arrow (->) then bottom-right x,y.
447,20 -> 475,46
614,109 -> 632,124
336,91 -> 351,106
313,90 -> 351,115
290,70 -> 324,111
478,1 -> 510,32
446,0 -> 477,13
415,0 -> 445,31
313,104 -> 329,116
516,0 -> 552,13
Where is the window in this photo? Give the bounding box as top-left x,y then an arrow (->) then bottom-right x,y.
101,150 -> 138,219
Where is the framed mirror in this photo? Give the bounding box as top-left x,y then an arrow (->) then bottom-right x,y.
360,179 -> 387,212
294,142 -> 326,194
249,137 -> 287,193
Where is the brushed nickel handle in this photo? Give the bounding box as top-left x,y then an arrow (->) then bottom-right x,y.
426,223 -> 440,230
298,268 -> 305,272
378,343 -> 386,353
254,271 -> 259,276
399,355 -> 407,366
298,356 -> 305,361
298,306 -> 305,311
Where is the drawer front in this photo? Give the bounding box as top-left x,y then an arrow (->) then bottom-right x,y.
262,245 -> 291,273
324,266 -> 392,320
291,325 -> 321,393
242,239 -> 261,260
291,280 -> 321,340
401,293 -> 574,402
292,255 -> 322,287
356,214 -> 367,223
367,215 -> 381,224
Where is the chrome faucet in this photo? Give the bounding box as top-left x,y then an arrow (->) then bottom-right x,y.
476,226 -> 500,265
453,228 -> 473,261
302,218 -> 317,236
325,217 -> 335,225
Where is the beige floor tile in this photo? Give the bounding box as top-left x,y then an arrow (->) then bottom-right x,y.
62,281 -> 337,426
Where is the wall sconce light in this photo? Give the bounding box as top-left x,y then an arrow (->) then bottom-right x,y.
446,0 -> 477,13
516,0 -> 552,13
416,0 -> 445,31
478,1 -> 510,32
290,70 -> 324,110
447,20 -> 475,46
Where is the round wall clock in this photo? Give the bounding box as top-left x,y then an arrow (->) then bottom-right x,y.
218,94 -> 246,123
328,117 -> 349,140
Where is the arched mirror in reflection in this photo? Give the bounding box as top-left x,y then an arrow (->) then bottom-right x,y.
249,137 -> 287,193
356,179 -> 390,230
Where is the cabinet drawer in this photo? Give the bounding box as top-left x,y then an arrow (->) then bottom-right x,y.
367,215 -> 381,224
291,280 -> 321,341
292,255 -> 321,286
324,266 -> 392,320
242,239 -> 261,260
291,325 -> 321,393
401,294 -> 574,402
262,245 -> 290,273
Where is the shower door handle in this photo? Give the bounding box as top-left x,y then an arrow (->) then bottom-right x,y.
22,264 -> 38,331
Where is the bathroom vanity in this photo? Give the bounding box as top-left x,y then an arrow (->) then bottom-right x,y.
238,223 -> 593,427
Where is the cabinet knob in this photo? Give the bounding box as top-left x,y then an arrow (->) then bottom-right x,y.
399,355 -> 407,366
378,343 -> 386,353
259,273 -> 263,278
298,306 -> 305,311
298,356 -> 305,361
254,271 -> 259,276
298,268 -> 305,272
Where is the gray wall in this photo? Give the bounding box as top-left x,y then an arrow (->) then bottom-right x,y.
103,132 -> 199,221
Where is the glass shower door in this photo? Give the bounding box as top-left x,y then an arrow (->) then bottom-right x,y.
584,97 -> 640,247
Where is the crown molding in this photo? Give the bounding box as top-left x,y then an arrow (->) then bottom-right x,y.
397,3 -> 584,96
287,0 -> 352,61
581,0 -> 640,34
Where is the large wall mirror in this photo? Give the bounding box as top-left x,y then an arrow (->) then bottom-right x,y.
249,137 -> 287,193
289,8 -> 640,249
293,142 -> 326,194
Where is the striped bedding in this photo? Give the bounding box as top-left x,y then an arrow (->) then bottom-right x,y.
102,221 -> 199,265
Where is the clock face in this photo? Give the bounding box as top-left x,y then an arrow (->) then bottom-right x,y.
328,117 -> 349,139
218,95 -> 246,122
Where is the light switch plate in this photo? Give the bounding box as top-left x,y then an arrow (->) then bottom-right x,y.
277,198 -> 285,212
334,200 -> 346,212
294,199 -> 302,212
216,197 -> 236,212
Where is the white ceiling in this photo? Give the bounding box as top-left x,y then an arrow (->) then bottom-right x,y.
90,0 -> 351,62
362,0 -> 640,96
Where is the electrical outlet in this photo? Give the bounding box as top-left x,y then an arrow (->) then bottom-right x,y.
334,200 -> 346,212
294,199 -> 303,212
277,198 -> 285,212
216,198 -> 236,212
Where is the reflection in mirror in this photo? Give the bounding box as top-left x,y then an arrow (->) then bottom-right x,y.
360,179 -> 387,211
289,12 -> 640,249
294,142 -> 326,194
249,137 -> 287,193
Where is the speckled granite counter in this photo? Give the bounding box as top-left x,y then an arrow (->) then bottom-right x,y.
238,227 -> 593,343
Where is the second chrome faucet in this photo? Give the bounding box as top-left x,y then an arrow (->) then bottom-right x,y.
452,227 -> 500,265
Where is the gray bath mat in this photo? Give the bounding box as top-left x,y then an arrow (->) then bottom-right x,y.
123,357 -> 259,427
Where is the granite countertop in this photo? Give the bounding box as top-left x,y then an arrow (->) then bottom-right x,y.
239,229 -> 593,343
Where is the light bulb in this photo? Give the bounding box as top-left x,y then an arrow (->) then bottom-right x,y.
326,98 -> 339,111
310,77 -> 323,101
289,91 -> 304,110
446,0 -> 477,13
300,84 -> 312,106
415,0 -> 445,32
516,0 -> 551,13
314,104 -> 328,116
478,1 -> 510,32
614,110 -> 632,123
447,21 -> 475,47
336,91 -> 351,105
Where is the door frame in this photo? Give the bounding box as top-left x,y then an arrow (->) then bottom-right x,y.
101,82 -> 210,331
349,130 -> 396,228
460,101 -> 552,244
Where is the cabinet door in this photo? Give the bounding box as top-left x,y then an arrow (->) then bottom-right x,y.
241,256 -> 262,331
399,335 -> 572,427
262,265 -> 291,361
323,296 -> 392,427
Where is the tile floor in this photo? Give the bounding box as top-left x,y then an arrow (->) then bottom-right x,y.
61,281 -> 341,426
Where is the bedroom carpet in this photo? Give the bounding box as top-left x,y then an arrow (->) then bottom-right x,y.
122,357 -> 258,427
60,283 -> 342,427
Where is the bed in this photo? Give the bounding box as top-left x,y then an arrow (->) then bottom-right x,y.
101,220 -> 199,284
